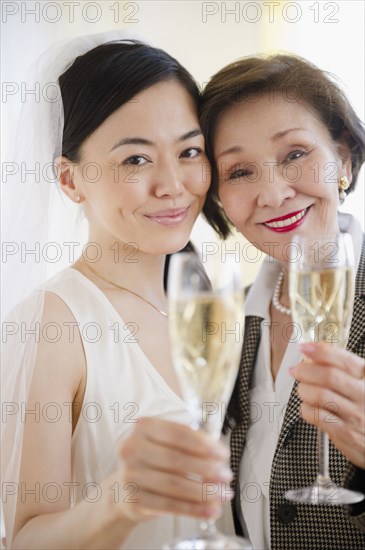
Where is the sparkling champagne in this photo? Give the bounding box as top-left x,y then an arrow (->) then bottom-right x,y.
169,292 -> 244,430
290,266 -> 354,345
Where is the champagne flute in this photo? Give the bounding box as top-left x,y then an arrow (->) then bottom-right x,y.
285,233 -> 364,505
165,251 -> 252,549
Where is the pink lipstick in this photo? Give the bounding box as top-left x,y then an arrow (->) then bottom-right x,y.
145,207 -> 189,226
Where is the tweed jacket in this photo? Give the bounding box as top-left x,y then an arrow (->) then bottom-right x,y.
230,236 -> 365,549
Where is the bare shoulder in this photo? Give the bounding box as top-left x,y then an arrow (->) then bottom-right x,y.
35,290 -> 85,397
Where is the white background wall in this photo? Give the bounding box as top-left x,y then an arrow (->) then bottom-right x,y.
2,0 -> 364,285
0,2 -> 364,541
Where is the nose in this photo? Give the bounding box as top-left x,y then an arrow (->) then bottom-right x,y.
256,165 -> 296,208
154,158 -> 185,198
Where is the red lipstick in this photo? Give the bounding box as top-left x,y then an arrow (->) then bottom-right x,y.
262,207 -> 310,233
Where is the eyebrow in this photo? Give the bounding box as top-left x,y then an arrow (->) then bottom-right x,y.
272,127 -> 308,141
216,145 -> 242,160
110,129 -> 202,152
216,128 -> 308,160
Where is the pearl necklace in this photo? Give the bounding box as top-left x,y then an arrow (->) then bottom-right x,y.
272,271 -> 291,316
81,261 -> 168,317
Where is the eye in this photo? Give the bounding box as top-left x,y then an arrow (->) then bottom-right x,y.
226,167 -> 251,181
122,155 -> 148,166
285,149 -> 306,162
180,147 -> 203,159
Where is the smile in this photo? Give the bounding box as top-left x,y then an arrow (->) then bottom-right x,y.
145,207 -> 190,226
263,207 -> 310,232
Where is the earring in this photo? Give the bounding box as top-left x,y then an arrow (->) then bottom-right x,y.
76,195 -> 81,203
338,176 -> 350,202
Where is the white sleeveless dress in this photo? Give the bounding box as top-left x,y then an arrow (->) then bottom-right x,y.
43,267 -> 201,549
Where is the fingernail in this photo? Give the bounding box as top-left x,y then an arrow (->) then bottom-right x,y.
206,506 -> 222,519
300,343 -> 316,354
216,466 -> 233,481
289,366 -> 296,377
211,446 -> 229,459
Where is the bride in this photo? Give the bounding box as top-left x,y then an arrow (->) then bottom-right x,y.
1,32 -> 230,549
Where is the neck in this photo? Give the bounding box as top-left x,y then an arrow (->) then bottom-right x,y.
76,236 -> 167,302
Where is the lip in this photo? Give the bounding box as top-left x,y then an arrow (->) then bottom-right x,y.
262,206 -> 311,233
145,207 -> 190,226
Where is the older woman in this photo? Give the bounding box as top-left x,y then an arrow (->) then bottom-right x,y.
199,54 -> 365,549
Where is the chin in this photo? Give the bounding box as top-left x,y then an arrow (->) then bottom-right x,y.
152,234 -> 193,256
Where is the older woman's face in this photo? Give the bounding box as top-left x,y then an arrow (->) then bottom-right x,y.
213,93 -> 352,264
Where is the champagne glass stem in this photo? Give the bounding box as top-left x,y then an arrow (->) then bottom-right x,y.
198,418 -> 220,539
199,519 -> 218,539
317,429 -> 330,483
307,329 -> 330,484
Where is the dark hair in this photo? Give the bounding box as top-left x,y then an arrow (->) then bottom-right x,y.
200,54 -> 365,239
59,40 -> 201,161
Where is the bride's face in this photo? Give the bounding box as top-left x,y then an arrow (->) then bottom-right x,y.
70,80 -> 209,254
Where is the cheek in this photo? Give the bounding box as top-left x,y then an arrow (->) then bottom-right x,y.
195,179 -> 210,198
189,164 -> 211,195
219,185 -> 250,223
302,153 -> 341,190
302,176 -> 338,203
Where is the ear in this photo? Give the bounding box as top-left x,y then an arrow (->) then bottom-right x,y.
54,156 -> 84,203
336,132 -> 353,184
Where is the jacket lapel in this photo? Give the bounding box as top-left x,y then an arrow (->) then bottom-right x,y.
231,316 -> 262,490
348,236 -> 365,352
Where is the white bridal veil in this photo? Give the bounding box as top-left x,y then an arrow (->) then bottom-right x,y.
1,28 -> 146,546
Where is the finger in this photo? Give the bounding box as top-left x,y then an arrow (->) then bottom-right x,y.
125,465 -> 232,506
298,384 -> 364,430
301,403 -> 365,444
136,417 -> 229,459
121,435 -> 231,482
125,488 -> 227,521
292,363 -> 365,401
300,404 -> 365,469
299,343 -> 365,378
